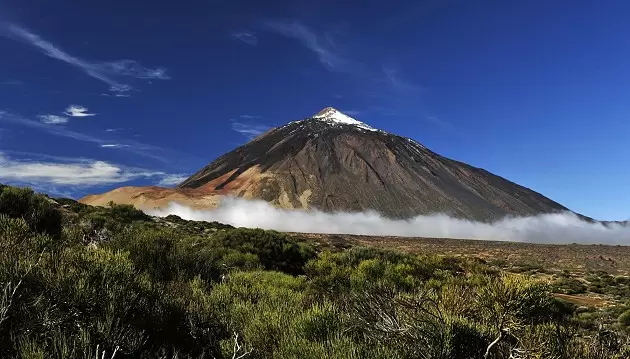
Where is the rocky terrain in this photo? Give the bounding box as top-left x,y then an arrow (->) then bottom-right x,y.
82,107 -> 568,221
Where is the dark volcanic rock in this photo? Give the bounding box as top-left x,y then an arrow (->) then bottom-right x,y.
178,108 -> 568,221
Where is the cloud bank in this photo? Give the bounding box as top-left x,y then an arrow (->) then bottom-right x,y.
148,198 -> 630,245
0,152 -> 186,186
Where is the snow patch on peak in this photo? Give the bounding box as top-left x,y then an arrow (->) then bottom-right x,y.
406,137 -> 426,149
311,107 -> 377,131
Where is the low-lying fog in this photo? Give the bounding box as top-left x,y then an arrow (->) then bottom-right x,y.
148,197 -> 630,245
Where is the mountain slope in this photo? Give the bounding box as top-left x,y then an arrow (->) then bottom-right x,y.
81,107 -> 568,221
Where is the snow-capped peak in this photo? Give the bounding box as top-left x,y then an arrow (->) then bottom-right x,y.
311,107 -> 377,131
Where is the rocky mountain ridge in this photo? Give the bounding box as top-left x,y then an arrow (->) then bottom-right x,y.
81,107 -> 569,221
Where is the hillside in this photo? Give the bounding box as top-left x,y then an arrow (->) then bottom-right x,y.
2,183 -> 630,358
82,108 -> 568,221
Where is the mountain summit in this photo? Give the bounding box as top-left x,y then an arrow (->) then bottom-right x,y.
309,107 -> 378,131
81,108 -> 568,221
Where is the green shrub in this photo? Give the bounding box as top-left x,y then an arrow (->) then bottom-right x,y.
478,274 -> 559,325
212,228 -> 316,275
209,271 -> 307,357
0,186 -> 62,236
53,197 -> 89,214
77,202 -> 151,233
553,276 -> 588,294
305,247 -> 459,300
108,202 -> 151,223
107,227 -> 177,281
1,184 -> 630,358
295,302 -> 341,342
618,310 -> 630,327
443,318 -> 490,359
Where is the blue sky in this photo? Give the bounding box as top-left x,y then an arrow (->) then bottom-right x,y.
0,0 -> 629,220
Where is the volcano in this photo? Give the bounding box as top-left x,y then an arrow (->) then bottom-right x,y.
80,107 -> 568,221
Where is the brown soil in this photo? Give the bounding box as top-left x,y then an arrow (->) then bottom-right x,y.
295,232 -> 630,275
553,293 -> 608,307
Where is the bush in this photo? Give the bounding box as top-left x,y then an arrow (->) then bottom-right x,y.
305,247 -> 460,299
213,228 -> 316,275
553,276 -> 588,294
0,186 -> 62,236
108,202 -> 151,223
1,184 -> 630,358
77,202 -> 151,234
107,227 -> 178,281
618,309 -> 630,327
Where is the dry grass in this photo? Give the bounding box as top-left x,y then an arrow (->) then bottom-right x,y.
296,233 -> 630,275
553,293 -> 609,307
295,232 -> 630,312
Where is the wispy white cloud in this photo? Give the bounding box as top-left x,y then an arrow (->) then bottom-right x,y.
0,80 -> 25,86
425,115 -> 454,129
100,144 -> 130,148
264,21 -> 355,73
230,120 -> 270,140
0,152 -> 181,186
263,21 -> 421,95
108,84 -> 133,95
1,111 -> 106,144
101,60 -> 170,80
104,128 -> 127,133
0,111 -> 171,163
0,150 -> 95,164
64,105 -> 96,117
37,114 -> 68,125
343,110 -> 361,116
382,65 -> 422,93
157,174 -> 189,186
239,114 -> 261,119
2,24 -> 170,95
230,31 -> 258,46
263,20 -> 427,121
35,105 -> 94,126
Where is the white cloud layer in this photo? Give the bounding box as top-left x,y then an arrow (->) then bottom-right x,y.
37,114 -> 68,124
148,198 -> 630,245
65,105 -> 96,117
0,153 -> 184,186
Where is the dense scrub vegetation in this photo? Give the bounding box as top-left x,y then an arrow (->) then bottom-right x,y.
0,184 -> 629,358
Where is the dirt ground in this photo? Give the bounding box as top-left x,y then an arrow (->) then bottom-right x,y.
295,232 -> 630,310
295,232 -> 630,275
